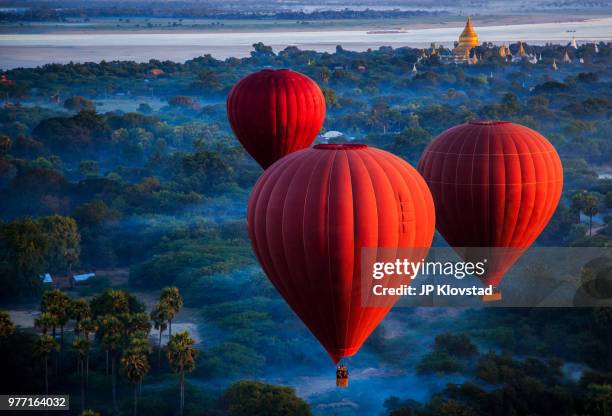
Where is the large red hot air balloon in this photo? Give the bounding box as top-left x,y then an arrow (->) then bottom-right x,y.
417,121 -> 563,300
227,69 -> 326,169
248,144 -> 435,364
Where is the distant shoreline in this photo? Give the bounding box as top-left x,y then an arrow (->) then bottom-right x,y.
0,13 -> 607,35
1,16 -> 610,70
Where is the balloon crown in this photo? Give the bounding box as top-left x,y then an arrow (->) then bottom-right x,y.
260,68 -> 291,73
468,120 -> 510,125
314,144 -> 368,150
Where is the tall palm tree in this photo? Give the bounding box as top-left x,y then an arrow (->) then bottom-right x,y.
121,337 -> 151,416
584,194 -> 600,236
71,298 -> 91,336
42,289 -> 71,368
36,334 -> 59,394
106,289 -> 130,314
34,312 -> 58,335
73,337 -> 90,413
76,317 -> 97,388
150,303 -> 169,371
41,291 -> 58,337
125,312 -> 151,338
71,299 -> 91,375
0,311 -> 14,339
160,287 -> 183,337
99,315 -> 123,415
35,311 -> 60,377
166,331 -> 197,416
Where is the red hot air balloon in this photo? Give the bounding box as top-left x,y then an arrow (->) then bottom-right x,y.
417,121 -> 563,301
247,143 -> 435,365
227,69 -> 326,169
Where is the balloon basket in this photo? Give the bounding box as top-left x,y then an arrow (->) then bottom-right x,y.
336,365 -> 349,388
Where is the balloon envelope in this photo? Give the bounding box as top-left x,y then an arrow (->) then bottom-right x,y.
417,120 -> 563,288
227,69 -> 326,169
248,144 -> 435,362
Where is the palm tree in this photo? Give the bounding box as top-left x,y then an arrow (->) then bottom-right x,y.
125,312 -> 151,338
166,331 -> 198,416
150,303 -> 169,371
34,312 -> 58,335
36,335 -> 59,394
41,292 -> 58,337
106,289 -> 130,314
42,289 -> 71,368
97,315 -> 117,376
71,298 -> 91,336
99,315 -> 123,415
121,337 -> 151,416
584,194 -> 600,236
160,287 -> 183,337
76,317 -> 97,388
73,337 -> 90,413
572,191 -> 601,236
71,299 -> 91,377
0,311 -> 15,338
35,311 -> 60,379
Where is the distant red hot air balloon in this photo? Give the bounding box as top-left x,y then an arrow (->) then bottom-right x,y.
417,121 -> 563,301
227,69 -> 326,169
248,144 -> 435,365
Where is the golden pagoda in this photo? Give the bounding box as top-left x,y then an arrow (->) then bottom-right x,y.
453,16 -> 479,59
518,41 -> 526,57
571,35 -> 578,49
499,44 -> 507,58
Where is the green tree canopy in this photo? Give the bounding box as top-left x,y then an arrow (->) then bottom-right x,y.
219,380 -> 311,416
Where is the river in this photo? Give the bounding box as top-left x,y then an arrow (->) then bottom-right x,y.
0,17 -> 611,69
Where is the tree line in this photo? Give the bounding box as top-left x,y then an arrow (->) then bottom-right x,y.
22,286 -> 193,415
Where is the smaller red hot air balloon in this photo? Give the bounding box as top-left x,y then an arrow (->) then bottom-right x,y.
248,144 -> 435,383
418,121 -> 563,301
227,69 -> 326,169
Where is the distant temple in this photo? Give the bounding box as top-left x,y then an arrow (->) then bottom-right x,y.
563,50 -> 572,63
508,41 -> 538,63
430,43 -> 438,55
570,35 -> 578,49
453,16 -> 479,61
469,50 -> 479,64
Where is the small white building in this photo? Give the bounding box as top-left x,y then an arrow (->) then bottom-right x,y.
40,273 -> 53,284
319,130 -> 354,142
72,273 -> 95,285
